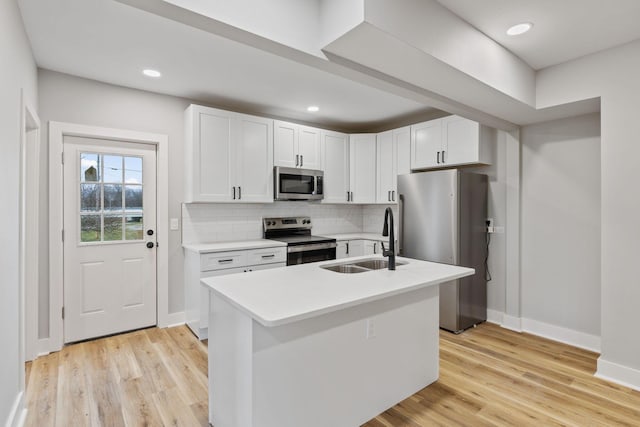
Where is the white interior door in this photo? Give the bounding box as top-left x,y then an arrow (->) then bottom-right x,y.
63,136 -> 157,343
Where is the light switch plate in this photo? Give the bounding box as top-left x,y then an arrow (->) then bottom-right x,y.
170,218 -> 180,231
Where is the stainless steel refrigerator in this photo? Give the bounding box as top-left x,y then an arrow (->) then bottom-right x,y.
398,169 -> 487,333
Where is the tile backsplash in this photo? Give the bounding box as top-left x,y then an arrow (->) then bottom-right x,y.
182,202 -> 371,244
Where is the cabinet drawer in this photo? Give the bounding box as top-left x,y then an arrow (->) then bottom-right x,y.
246,247 -> 287,266
200,251 -> 247,272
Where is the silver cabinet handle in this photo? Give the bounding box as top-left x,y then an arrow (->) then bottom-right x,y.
218,259 -> 234,263
350,191 -> 353,202
346,191 -> 350,202
373,242 -> 377,254
238,186 -> 241,200
437,151 -> 440,164
442,150 -> 446,163
300,155 -> 303,167
261,254 -> 275,259
233,186 -> 236,200
388,190 -> 391,202
296,154 -> 299,167
392,190 -> 395,201
346,242 -> 349,254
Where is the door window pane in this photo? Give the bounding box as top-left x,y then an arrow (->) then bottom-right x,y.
104,215 -> 124,241
79,152 -> 144,243
103,155 -> 123,183
80,153 -> 100,182
125,214 -> 144,240
103,184 -> 123,210
80,184 -> 100,211
81,215 -> 101,242
125,156 -> 143,184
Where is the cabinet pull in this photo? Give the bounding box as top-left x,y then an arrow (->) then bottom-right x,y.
442,150 -> 446,163
296,154 -> 299,167
218,259 -> 234,263
374,243 -> 377,254
238,186 -> 242,200
300,155 -> 303,167
437,151 -> 440,164
346,191 -> 350,202
388,190 -> 391,202
350,191 -> 353,202
261,254 -> 275,258
232,186 -> 236,200
392,190 -> 395,201
346,242 -> 349,254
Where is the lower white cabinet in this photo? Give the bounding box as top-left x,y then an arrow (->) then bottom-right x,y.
336,239 -> 381,259
184,246 -> 286,340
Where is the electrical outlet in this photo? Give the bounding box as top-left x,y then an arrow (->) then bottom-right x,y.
366,319 -> 376,339
486,218 -> 495,233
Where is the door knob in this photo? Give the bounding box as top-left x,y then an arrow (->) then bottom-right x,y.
146,242 -> 155,249
147,230 -> 154,236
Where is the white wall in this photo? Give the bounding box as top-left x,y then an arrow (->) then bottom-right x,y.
38,70 -> 189,328
521,113 -> 601,337
537,39 -> 640,387
0,0 -> 38,424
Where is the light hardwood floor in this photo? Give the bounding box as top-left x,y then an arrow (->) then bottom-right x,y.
25,323 -> 640,426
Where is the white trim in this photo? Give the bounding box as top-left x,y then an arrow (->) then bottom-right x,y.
501,313 -> 522,332
4,391 -> 26,427
166,311 -> 186,328
48,122 -> 169,352
521,318 -> 600,352
486,309 -> 503,325
596,358 -> 640,392
37,338 -> 50,357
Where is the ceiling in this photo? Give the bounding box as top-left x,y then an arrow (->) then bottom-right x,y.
17,0 -> 640,130
436,0 -> 640,70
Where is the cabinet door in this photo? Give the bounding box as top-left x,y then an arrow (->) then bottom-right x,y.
298,125 -> 322,170
349,134 -> 377,203
235,114 -> 274,203
441,115 -> 480,166
394,126 -> 411,176
187,107 -> 234,202
336,241 -> 348,259
348,240 -> 365,257
363,240 -> 378,255
274,121 -> 298,168
321,131 -> 350,204
411,119 -> 442,170
376,130 -> 396,203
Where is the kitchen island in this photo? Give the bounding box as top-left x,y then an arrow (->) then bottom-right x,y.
201,255 -> 474,427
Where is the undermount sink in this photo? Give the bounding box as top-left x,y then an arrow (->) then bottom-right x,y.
320,258 -> 408,274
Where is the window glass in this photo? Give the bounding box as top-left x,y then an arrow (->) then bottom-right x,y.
125,214 -> 144,240
125,156 -> 143,184
80,153 -> 100,182
103,155 -> 123,183
80,184 -> 100,211
104,215 -> 123,241
81,215 -> 101,242
125,185 -> 143,210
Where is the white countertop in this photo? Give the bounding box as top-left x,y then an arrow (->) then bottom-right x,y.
182,239 -> 286,253
320,232 -> 389,242
201,255 -> 474,327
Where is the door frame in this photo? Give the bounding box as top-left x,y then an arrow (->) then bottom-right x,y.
49,121 -> 169,352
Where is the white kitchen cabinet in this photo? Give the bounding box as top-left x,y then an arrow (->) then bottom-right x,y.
395,126 -> 411,175
349,134 -> 377,204
184,245 -> 286,340
411,115 -> 492,170
336,239 -> 380,259
363,240 -> 380,255
321,130 -> 350,203
376,130 -> 397,203
274,121 -> 321,169
185,105 -> 274,203
336,241 -> 348,259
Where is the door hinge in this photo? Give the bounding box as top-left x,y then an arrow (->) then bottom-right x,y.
62,307 -> 65,319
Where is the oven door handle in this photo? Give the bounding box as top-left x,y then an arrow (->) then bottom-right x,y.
287,242 -> 337,253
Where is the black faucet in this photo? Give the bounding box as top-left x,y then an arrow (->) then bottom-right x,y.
381,207 -> 396,270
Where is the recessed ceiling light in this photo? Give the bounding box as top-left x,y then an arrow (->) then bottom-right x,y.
142,69 -> 162,78
307,106 -> 319,112
506,22 -> 533,36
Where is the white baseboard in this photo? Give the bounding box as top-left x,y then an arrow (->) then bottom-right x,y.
5,391 -> 26,427
165,311 -> 186,328
486,309 -> 503,325
501,314 -> 522,332
37,338 -> 50,357
596,358 -> 640,392
522,318 -> 600,352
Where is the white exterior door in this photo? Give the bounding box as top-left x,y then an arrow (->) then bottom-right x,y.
63,136 -> 157,343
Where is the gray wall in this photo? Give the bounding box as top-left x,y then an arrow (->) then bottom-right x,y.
38,69 -> 190,336
521,113 -> 601,335
0,0 -> 38,422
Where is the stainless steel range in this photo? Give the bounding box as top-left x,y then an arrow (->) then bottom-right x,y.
263,217 -> 337,265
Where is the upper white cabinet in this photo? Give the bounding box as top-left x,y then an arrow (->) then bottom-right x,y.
394,126 -> 411,176
349,134 -> 377,204
376,130 -> 397,203
185,105 -> 274,203
321,130 -> 350,203
411,115 -> 492,170
274,121 -> 321,170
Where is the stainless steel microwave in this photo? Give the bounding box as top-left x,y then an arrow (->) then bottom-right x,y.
274,166 -> 324,201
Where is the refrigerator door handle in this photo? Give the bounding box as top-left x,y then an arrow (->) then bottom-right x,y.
398,193 -> 404,256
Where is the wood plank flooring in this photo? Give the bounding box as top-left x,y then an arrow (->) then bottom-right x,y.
25,323 -> 640,426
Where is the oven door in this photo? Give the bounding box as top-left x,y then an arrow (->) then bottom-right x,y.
287,242 -> 337,265
275,166 -> 323,201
